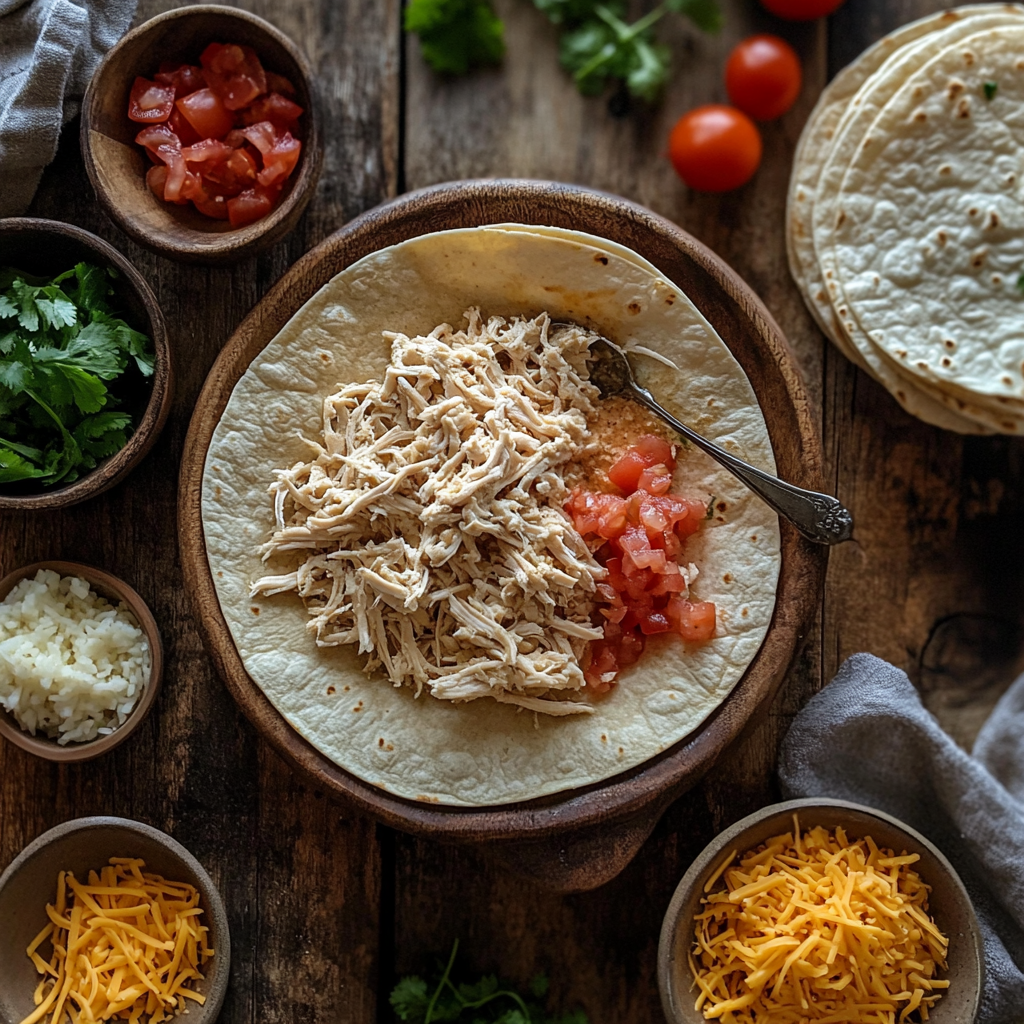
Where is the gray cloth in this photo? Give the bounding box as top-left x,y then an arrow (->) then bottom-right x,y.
779,653 -> 1024,1024
0,0 -> 137,217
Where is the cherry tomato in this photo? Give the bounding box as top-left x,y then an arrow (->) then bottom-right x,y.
668,105 -> 762,192
128,77 -> 175,123
726,35 -> 802,120
758,0 -> 845,18
176,88 -> 235,140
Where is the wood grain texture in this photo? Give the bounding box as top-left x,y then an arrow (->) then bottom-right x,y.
0,1 -> 400,1020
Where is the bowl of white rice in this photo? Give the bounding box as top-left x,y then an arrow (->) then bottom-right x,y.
0,561 -> 162,761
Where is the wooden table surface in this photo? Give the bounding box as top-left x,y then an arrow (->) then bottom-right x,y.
3,0 -> 1023,1020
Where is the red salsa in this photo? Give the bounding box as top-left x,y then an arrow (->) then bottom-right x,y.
128,44 -> 303,228
565,434 -> 717,693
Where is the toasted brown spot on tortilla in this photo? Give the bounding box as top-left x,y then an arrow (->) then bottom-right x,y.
1003,376 -> 1013,386
250,606 -> 260,615
353,702 -> 363,712
969,208 -> 979,217
963,50 -> 975,66
617,746 -> 624,756
628,302 -> 641,315
988,212 -> 1000,229
971,250 -> 987,268
942,357 -> 952,368
993,275 -> 1003,285
957,98 -> 971,118
417,795 -> 440,803
939,165 -> 952,175
750,535 -> 757,542
896,390 -> 907,401
215,485 -> 222,498
378,737 -> 384,747
601,734 -> 607,742
741,608 -> 749,618
665,295 -> 675,305
343,685 -> 351,692
945,339 -> 955,349
937,231 -> 948,246
707,398 -> 714,407
836,211 -> 846,228
594,254 -> 609,265
327,686 -> 336,695
914,110 -> 927,123
216,571 -> 223,577
386,743 -> 394,751
716,501 -> 727,512
947,79 -> 965,100
723,573 -> 732,583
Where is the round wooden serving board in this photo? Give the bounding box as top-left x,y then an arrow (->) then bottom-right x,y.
178,180 -> 828,892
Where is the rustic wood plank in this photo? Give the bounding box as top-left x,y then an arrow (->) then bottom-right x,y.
0,0 -> 401,1020
396,2 -> 829,1019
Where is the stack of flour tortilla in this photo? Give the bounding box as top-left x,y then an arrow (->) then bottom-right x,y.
787,4 -> 1024,435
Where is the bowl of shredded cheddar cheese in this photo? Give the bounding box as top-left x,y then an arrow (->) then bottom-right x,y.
658,798 -> 982,1024
0,816 -> 230,1024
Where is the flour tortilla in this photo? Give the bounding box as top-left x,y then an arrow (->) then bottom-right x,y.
827,25 -> 1024,431
786,4 -> 1022,363
201,227 -> 780,806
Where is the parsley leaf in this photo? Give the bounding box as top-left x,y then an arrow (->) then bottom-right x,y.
0,262 -> 154,489
390,940 -> 588,1024
406,0 -> 505,75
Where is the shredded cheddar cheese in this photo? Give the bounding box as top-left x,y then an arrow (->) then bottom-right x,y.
21,858 -> 214,1024
689,817 -> 950,1024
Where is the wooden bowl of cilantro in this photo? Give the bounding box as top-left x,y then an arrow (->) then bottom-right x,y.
0,218 -> 172,509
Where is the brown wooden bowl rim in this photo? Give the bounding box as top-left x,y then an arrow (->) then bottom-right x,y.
0,560 -> 164,763
657,797 -> 984,1024
80,4 -> 324,265
0,816 -> 231,1022
178,179 -> 828,841
0,217 -> 173,510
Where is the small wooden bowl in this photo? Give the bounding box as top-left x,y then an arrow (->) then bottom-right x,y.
0,816 -> 230,1024
0,218 -> 172,510
658,798 -> 983,1024
0,561 -> 163,763
179,180 -> 829,892
81,5 -> 322,264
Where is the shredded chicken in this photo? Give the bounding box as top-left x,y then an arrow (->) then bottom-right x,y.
251,310 -> 609,715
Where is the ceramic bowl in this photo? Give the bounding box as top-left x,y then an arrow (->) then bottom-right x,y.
81,4 -> 322,264
0,560 -> 163,762
658,797 -> 983,1024
0,218 -> 172,510
0,816 -> 230,1024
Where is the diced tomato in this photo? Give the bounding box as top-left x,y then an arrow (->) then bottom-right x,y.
649,563 -> 689,596
639,610 -> 672,635
176,88 -> 235,139
156,145 -> 187,202
182,138 -> 234,165
266,70 -> 297,96
193,189 -> 231,219
620,525 -> 667,572
241,92 -> 303,127
155,63 -> 206,97
257,131 -> 301,187
240,120 -> 278,155
637,463 -> 672,495
226,186 -> 276,228
146,164 -> 168,199
200,42 -> 267,110
135,123 -> 180,156
607,435 -> 675,493
128,77 -> 175,122
167,107 -> 202,146
203,148 -> 258,196
666,598 -> 717,641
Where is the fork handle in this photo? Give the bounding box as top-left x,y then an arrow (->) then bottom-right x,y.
629,386 -> 853,546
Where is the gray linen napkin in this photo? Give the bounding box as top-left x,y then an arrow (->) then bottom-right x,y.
779,653 -> 1024,1024
0,0 -> 138,217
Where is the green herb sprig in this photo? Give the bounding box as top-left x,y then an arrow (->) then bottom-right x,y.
390,939 -> 588,1024
0,262 -> 154,487
405,0 -> 506,75
537,0 -> 722,101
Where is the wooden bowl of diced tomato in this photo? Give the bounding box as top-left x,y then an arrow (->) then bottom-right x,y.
81,5 -> 322,264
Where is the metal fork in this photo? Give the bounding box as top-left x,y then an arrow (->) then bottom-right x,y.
587,338 -> 853,545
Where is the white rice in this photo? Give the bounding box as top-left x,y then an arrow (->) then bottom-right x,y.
0,569 -> 151,745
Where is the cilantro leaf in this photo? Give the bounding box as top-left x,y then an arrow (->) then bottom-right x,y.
0,445 -> 45,483
532,0 -> 624,25
391,975 -> 431,1021
984,80 -> 998,100
406,0 -> 505,75
0,262 -> 153,488
665,0 -> 722,33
